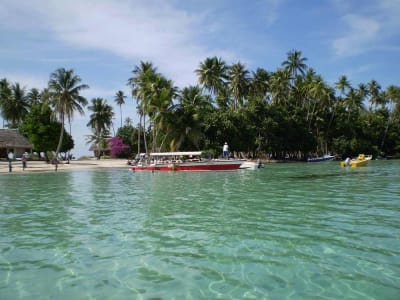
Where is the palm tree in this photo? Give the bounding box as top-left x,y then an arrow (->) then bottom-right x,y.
367,79 -> 382,110
164,86 -> 209,151
249,68 -> 270,100
195,56 -> 228,96
1,79 -> 11,126
128,61 -> 158,154
335,75 -> 351,98
114,90 -> 126,128
179,85 -> 212,109
381,85 -> 400,148
0,83 -> 30,128
344,88 -> 364,121
27,88 -> 42,107
47,68 -> 89,161
227,62 -> 250,111
269,69 -> 291,106
282,49 -> 308,84
87,98 -> 114,159
124,117 -> 133,127
334,75 -> 352,115
144,74 -> 178,152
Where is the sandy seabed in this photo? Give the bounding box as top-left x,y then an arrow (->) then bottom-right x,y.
0,159 -> 130,174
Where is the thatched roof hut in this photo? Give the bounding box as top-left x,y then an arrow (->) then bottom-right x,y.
0,129 -> 33,159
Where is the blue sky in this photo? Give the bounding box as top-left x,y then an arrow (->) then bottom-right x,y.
1,0 -> 399,157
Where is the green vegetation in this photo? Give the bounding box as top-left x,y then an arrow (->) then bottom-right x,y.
1,50 -> 400,160
86,98 -> 114,159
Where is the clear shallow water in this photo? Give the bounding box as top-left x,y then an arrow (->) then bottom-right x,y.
1,161 -> 399,299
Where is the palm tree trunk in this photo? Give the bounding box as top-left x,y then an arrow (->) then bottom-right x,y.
95,125 -> 102,160
55,114 -> 65,160
120,105 -> 122,128
143,115 -> 148,154
137,113 -> 141,155
381,114 -> 392,149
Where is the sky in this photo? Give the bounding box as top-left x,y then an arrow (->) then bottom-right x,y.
1,0 -> 399,158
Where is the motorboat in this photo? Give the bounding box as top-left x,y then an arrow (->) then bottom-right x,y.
340,154 -> 372,167
130,151 -> 243,171
239,160 -> 263,170
307,155 -> 335,162
307,154 -> 334,162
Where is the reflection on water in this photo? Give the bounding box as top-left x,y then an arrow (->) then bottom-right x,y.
1,162 -> 400,299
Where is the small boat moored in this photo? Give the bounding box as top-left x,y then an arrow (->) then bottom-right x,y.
340,154 -> 372,167
130,151 -> 243,171
307,155 -> 335,163
239,159 -> 263,170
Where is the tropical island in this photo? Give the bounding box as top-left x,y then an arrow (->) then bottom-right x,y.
1,50 -> 400,165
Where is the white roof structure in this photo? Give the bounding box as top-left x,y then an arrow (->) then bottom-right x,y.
150,151 -> 202,157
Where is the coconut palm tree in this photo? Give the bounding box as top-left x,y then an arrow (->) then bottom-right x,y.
0,82 -> 30,128
269,69 -> 291,106
128,61 -> 158,154
367,79 -> 382,110
195,56 -> 228,97
282,49 -> 308,84
249,68 -> 270,100
47,68 -> 89,160
124,117 -> 133,127
227,62 -> 250,111
335,75 -> 351,98
87,98 -> 114,159
381,85 -> 400,148
164,86 -> 209,151
344,88 -> 364,121
27,88 -> 42,107
114,90 -> 126,128
143,73 -> 177,152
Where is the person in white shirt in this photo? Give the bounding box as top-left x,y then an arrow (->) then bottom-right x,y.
222,142 -> 229,159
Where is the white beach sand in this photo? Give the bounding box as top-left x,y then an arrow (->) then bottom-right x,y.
0,158 -> 130,174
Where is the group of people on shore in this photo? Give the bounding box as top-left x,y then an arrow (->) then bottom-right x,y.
7,152 -> 28,172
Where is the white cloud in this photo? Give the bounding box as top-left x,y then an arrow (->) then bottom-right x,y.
0,70 -> 48,90
263,0 -> 285,25
332,0 -> 400,57
333,14 -> 380,56
0,0 -> 235,88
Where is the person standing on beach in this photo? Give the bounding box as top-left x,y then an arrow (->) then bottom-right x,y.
222,142 -> 229,159
8,152 -> 14,172
22,155 -> 27,170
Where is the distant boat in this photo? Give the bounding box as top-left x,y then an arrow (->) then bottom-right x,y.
307,155 -> 335,163
130,151 -> 242,171
340,154 -> 372,167
239,160 -> 263,170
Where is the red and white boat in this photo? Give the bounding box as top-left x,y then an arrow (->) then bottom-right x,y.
130,151 -> 242,171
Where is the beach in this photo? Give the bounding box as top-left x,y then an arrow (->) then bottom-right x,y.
0,158 -> 129,173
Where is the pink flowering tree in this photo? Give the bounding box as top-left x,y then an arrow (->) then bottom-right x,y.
109,137 -> 131,158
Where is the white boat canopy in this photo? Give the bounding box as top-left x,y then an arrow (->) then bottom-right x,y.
150,151 -> 203,157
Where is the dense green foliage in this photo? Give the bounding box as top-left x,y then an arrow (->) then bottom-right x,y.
2,49 -> 400,160
20,103 -> 74,154
126,51 -> 400,159
47,68 -> 88,159
86,98 -> 114,159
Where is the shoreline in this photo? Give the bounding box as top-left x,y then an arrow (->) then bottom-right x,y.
0,159 -> 130,174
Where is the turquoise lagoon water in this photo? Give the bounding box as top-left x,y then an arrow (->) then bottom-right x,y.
0,161 -> 399,299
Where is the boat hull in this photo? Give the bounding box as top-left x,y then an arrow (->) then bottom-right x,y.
340,160 -> 369,167
307,155 -> 334,162
131,160 -> 242,171
340,154 -> 372,167
239,160 -> 263,170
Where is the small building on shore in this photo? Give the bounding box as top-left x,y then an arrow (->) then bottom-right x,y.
89,142 -> 111,158
0,129 -> 33,159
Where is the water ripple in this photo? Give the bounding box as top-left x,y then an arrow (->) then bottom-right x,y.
1,162 -> 399,299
